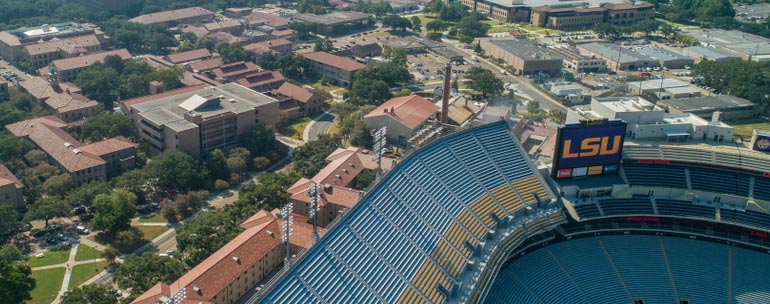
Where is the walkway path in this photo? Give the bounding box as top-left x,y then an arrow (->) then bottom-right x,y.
55,243 -> 78,303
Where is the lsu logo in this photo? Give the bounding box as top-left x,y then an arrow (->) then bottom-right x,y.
562,135 -> 622,158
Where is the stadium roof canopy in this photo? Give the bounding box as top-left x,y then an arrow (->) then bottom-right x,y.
252,122 -> 563,303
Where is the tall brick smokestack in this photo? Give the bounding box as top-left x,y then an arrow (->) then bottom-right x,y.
441,62 -> 451,124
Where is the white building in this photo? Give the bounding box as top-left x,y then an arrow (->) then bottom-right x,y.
567,96 -> 733,142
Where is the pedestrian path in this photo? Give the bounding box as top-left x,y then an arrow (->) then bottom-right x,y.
54,243 -> 78,303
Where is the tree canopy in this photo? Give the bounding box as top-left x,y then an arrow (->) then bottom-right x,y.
91,189 -> 138,238
144,150 -> 209,191
0,206 -> 20,245
113,252 -> 186,296
23,196 -> 70,227
0,245 -> 34,304
692,60 -> 770,114
465,67 -> 504,98
80,112 -> 136,142
292,135 -> 339,178
216,44 -> 253,64
61,285 -> 118,304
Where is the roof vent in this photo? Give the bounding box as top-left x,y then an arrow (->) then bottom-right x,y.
341,168 -> 347,173
266,230 -> 274,237
335,174 -> 341,179
348,162 -> 353,167
193,287 -> 201,294
64,142 -> 73,148
73,149 -> 81,154
232,256 -> 240,264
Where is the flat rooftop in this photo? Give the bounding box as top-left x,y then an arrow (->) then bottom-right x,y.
7,22 -> 95,39
685,29 -> 770,56
293,11 -> 370,25
596,96 -> 662,113
628,78 -> 692,90
132,83 -> 278,132
659,95 -> 753,112
684,46 -> 740,60
487,38 -> 557,60
549,46 -> 598,62
579,42 -> 654,64
633,47 -> 692,62
482,0 -> 631,8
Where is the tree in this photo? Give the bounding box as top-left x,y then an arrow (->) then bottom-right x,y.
0,132 -> 34,161
474,43 -> 482,53
226,155 -> 247,175
548,109 -> 566,124
0,206 -> 20,244
451,78 -> 459,90
23,150 -> 47,167
92,189 -> 138,238
61,285 -> 118,304
41,173 -> 74,197
465,67 -> 504,98
456,15 -> 489,44
527,100 -> 542,116
659,23 -> 676,38
383,15 -> 411,32
205,149 -> 229,181
411,16 -> 422,32
103,55 -> 125,74
0,249 -> 34,304
291,135 -> 338,178
75,64 -> 120,110
214,179 -> 230,191
111,169 -> 153,204
635,19 -> 661,37
427,32 -> 443,41
113,252 -> 185,295
350,168 -> 376,190
66,181 -> 112,207
593,23 -> 619,38
24,197 -> 70,227
103,246 -> 119,265
216,44 -> 251,64
345,78 -> 393,105
253,157 -> 271,171
144,150 -> 208,190
313,39 -> 334,52
239,125 -> 278,159
426,20 -> 449,32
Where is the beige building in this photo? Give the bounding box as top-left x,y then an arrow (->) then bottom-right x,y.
302,52 -> 366,88
5,116 -> 137,186
22,34 -> 108,68
270,82 -> 324,120
0,22 -> 106,64
477,38 -> 563,76
548,46 -> 607,73
43,92 -> 101,123
603,3 -> 655,26
0,164 -> 24,209
129,7 -> 215,26
460,0 -> 532,22
132,209 -> 325,304
364,95 -> 439,146
124,83 -> 281,157
531,6 -> 606,30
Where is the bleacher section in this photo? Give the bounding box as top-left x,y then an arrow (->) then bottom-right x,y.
485,235 -> 770,304
622,163 -> 687,188
258,122 -> 558,304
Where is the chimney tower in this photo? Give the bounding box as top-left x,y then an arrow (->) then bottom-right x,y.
441,62 -> 451,124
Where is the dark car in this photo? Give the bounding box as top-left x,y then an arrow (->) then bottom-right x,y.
31,229 -> 45,238
80,213 -> 94,221
46,237 -> 58,245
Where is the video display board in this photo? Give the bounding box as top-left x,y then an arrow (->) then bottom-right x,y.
552,119 -> 627,179
751,130 -> 770,153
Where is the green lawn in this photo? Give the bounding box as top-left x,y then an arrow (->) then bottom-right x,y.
278,117 -> 312,140
364,31 -> 392,39
138,213 -> 167,223
29,267 -> 65,304
27,249 -> 70,268
488,26 -> 519,33
69,261 -> 110,289
74,244 -> 103,262
136,225 -> 171,242
727,118 -> 770,139
482,19 -> 503,26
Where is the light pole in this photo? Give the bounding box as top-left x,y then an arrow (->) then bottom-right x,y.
281,203 -> 294,267
371,126 -> 387,182
306,182 -> 320,244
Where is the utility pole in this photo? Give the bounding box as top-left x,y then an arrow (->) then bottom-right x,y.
281,202 -> 294,267
306,182 -> 320,244
371,126 -> 387,182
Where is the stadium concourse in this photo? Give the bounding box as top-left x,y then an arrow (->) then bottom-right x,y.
248,120 -> 770,303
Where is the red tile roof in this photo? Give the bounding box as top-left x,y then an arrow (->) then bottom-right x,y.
51,49 -> 131,72
236,70 -> 285,91
0,164 -> 23,189
326,147 -> 395,171
5,116 -> 67,137
312,151 -> 364,187
19,76 -> 81,101
202,19 -> 243,32
302,52 -> 366,72
78,136 -> 136,157
271,82 -> 314,103
288,178 -> 362,209
166,48 -> 212,64
187,58 -> 223,72
212,61 -> 259,80
26,124 -> 105,173
45,92 -> 99,113
601,2 -> 654,10
243,12 -> 292,28
129,7 -> 214,25
364,95 -> 439,129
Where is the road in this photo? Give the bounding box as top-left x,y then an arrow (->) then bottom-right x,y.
441,40 -> 568,112
304,112 -> 336,142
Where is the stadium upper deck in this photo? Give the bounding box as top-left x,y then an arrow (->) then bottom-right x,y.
253,122 -> 564,303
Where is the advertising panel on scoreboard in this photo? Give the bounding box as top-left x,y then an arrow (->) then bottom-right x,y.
752,130 -> 770,153
552,119 -> 627,179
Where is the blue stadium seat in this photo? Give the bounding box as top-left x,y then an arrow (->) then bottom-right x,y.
753,176 -> 770,201
573,203 -> 601,219
655,199 -> 716,220
689,167 -> 750,197
598,198 -> 655,216
622,163 -> 687,188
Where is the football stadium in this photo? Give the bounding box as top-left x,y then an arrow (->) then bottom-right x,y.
248,119 -> 770,304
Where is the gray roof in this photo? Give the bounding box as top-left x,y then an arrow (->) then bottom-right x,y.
487,38 -> 557,60
633,47 -> 693,63
578,42 -> 654,64
684,46 -> 739,60
659,95 -> 754,112
133,83 -> 278,131
685,29 -> 770,56
292,11 -> 370,25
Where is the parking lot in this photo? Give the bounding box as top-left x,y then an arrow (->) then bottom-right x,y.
407,52 -> 473,83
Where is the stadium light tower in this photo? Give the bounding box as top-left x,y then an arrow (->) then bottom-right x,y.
281,202 -> 294,267
371,126 -> 387,182
306,182 -> 320,244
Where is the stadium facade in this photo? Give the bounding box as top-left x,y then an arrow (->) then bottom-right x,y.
244,120 -> 770,303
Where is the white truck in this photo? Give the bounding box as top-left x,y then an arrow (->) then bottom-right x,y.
471,55 -> 480,62
500,69 -> 507,75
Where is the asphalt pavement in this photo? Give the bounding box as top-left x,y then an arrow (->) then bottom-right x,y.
303,112 -> 336,142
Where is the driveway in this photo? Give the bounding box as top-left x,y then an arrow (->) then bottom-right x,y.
304,112 -> 337,142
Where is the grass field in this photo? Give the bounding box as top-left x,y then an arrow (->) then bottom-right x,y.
28,249 -> 69,268
278,117 -> 312,140
69,261 -> 109,288
136,225 -> 171,242
727,118 -> 770,139
482,19 -> 503,26
29,267 -> 65,304
488,26 -> 518,33
364,31 -> 391,38
74,244 -> 102,262
138,213 -> 166,223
